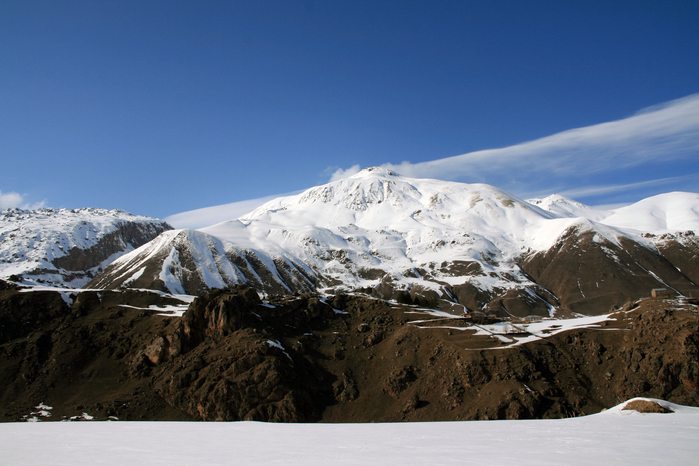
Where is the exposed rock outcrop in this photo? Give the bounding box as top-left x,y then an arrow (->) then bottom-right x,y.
1,282 -> 697,423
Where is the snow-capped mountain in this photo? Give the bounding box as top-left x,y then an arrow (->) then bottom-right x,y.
89,168 -> 699,316
87,228 -> 316,296
0,207 -> 172,287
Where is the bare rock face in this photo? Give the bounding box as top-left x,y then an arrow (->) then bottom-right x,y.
0,283 -> 70,344
182,286 -> 262,343
0,282 -> 196,422
0,282 -> 697,423
144,288 -> 699,422
522,226 -> 699,314
152,329 -> 319,422
148,287 -> 335,422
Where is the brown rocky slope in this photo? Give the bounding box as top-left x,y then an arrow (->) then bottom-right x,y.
1,280 -> 697,422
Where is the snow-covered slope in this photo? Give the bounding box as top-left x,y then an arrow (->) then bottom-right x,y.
601,192 -> 699,234
529,191 -> 699,235
0,208 -> 172,288
527,193 -> 611,221
88,228 -> 315,296
91,168 -> 699,315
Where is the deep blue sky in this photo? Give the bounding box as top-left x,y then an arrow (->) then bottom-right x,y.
1,0 -> 698,219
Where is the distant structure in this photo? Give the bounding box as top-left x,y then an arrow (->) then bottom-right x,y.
651,288 -> 673,299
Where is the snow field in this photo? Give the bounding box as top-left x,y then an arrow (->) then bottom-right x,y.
1,399 -> 697,466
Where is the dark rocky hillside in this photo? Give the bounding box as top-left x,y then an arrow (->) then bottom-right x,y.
1,280 -> 697,422
522,227 -> 699,315
652,231 -> 699,285
52,222 -> 172,274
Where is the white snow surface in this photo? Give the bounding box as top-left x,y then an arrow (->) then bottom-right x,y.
0,207 -> 169,287
601,191 -> 699,234
107,227 -> 302,294
527,193 -> 611,221
196,168 -> 589,293
1,398 -> 697,466
199,169 -> 697,293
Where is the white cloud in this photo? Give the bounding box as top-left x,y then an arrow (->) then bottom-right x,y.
555,173 -> 699,200
0,191 -> 25,209
329,164 -> 362,182
371,93 -> 699,200
0,190 -> 45,210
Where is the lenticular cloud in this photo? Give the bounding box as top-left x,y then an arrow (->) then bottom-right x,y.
331,93 -> 699,201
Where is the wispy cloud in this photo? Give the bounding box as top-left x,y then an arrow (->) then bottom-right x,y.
555,173 -> 699,200
165,191 -> 303,229
330,93 -> 699,201
170,94 -> 699,229
0,190 -> 45,210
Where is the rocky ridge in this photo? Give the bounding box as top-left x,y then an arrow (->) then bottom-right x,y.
1,281 -> 697,422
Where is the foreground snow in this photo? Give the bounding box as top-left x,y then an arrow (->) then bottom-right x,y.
1,399 -> 697,466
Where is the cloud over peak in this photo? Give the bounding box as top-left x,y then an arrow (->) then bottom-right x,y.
330,93 -> 699,202
0,190 -> 45,210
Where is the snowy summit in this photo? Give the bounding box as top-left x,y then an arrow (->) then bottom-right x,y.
89,169 -> 699,317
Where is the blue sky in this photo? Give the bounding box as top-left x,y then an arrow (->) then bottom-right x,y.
1,1 -> 698,221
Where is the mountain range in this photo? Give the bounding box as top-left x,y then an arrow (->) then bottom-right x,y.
83,167 -> 699,317
1,167 -> 698,423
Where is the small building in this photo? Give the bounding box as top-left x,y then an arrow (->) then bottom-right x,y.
651,288 -> 673,299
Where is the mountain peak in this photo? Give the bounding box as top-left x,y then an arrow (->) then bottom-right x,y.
91,173 -> 699,319
351,166 -> 400,178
